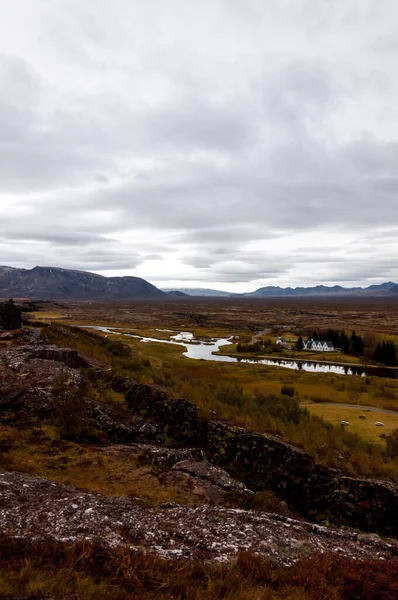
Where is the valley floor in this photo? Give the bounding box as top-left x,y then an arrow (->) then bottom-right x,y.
1,297 -> 398,598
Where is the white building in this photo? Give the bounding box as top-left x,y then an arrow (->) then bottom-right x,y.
303,339 -> 334,352
276,336 -> 291,349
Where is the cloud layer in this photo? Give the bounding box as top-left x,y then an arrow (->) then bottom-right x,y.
1,0 -> 398,291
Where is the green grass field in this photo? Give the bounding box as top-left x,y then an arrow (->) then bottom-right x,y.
304,403 -> 398,444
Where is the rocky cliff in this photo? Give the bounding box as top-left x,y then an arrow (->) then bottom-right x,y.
124,382 -> 398,536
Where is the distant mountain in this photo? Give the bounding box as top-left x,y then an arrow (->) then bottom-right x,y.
162,288 -> 237,297
365,282 -> 396,292
1,266 -> 396,300
246,283 -> 397,297
0,266 -> 165,300
247,285 -> 346,297
0,265 -> 17,277
167,290 -> 191,297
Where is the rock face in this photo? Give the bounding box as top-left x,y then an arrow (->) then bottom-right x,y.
101,443 -> 250,504
1,470 -> 397,564
27,346 -> 90,369
0,343 -> 84,417
126,383 -> 201,445
124,381 -> 398,537
0,339 -> 165,447
204,423 -> 398,536
0,300 -> 21,330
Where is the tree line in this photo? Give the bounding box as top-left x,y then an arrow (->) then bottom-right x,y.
297,328 -> 397,366
301,329 -> 364,356
374,341 -> 397,366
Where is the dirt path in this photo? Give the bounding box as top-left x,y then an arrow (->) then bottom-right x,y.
252,328 -> 272,343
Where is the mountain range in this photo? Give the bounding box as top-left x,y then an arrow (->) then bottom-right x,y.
0,266 -> 165,300
246,282 -> 398,297
165,283 -> 398,297
162,287 -> 238,297
0,265 -> 397,300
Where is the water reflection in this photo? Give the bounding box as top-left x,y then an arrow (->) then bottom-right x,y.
83,326 -> 397,379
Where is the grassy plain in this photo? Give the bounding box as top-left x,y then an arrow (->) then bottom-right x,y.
304,404 -> 398,444
27,296 -> 398,457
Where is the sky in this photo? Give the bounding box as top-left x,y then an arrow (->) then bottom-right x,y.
1,0 -> 398,293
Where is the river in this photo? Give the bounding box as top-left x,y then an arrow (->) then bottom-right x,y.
82,326 -> 398,379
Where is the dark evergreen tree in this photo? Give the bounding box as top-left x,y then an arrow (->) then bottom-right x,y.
295,335 -> 304,351
374,341 -> 396,366
341,330 -> 350,354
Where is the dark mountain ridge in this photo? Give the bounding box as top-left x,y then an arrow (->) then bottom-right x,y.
0,265 -> 165,300
246,282 -> 398,297
164,282 -> 398,297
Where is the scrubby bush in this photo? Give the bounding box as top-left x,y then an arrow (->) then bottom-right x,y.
1,536 -> 398,600
386,429 -> 398,458
51,371 -> 93,440
103,338 -> 132,358
255,393 -> 301,425
216,384 -> 244,407
281,384 -> 295,397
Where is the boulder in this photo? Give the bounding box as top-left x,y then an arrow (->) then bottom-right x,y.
27,346 -> 90,368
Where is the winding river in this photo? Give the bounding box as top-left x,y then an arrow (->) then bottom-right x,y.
83,326 -> 398,379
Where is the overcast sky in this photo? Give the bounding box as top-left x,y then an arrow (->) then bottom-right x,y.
1,0 -> 398,292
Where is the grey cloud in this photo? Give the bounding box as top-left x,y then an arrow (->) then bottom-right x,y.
1,230 -> 114,246
372,34 -> 398,53
1,1 -> 398,288
142,254 -> 163,261
0,241 -> 143,273
93,173 -> 109,184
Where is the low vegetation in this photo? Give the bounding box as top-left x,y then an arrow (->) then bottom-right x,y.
1,537 -> 398,600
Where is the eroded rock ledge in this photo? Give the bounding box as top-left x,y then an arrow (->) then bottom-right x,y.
0,470 -> 396,564
123,382 -> 398,537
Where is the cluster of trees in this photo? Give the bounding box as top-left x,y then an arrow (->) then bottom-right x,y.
237,341 -> 262,353
374,341 -> 397,366
298,329 -> 364,356
237,339 -> 274,353
298,328 -> 397,365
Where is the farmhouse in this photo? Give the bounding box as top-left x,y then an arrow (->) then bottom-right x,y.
276,336 -> 291,349
303,339 -> 334,352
